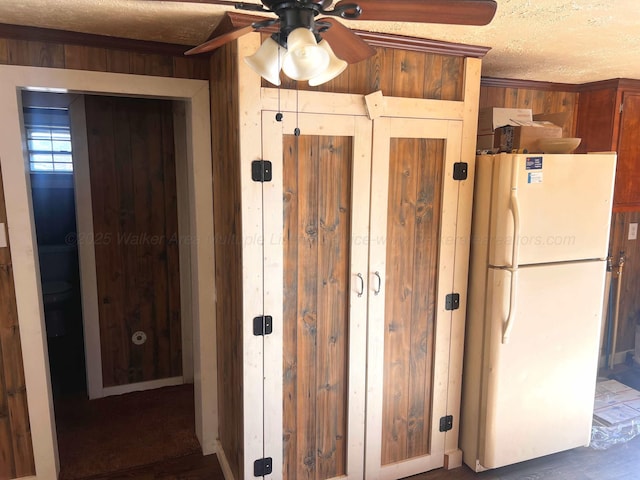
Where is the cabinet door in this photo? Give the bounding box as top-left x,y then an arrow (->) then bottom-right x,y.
615,93 -> 640,209
365,117 -> 463,479
261,112 -> 372,480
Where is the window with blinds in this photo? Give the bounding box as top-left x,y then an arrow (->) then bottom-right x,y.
24,107 -> 73,173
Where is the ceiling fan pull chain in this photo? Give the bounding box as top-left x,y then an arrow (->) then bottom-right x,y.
294,86 -> 300,136
276,31 -> 284,123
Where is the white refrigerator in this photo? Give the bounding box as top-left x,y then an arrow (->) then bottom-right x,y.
461,153 -> 617,471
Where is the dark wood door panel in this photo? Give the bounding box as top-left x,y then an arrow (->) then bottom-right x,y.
615,93 -> 640,209
282,133 -> 353,480
381,138 -> 443,465
85,95 -> 181,387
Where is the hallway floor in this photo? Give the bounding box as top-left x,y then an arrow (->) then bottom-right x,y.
55,384 -> 200,479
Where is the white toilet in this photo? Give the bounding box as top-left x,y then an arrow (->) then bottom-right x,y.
38,244 -> 78,337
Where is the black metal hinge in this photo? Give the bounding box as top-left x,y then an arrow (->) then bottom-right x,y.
439,415 -> 454,432
445,293 -> 460,311
252,160 -> 272,182
254,457 -> 273,477
253,315 -> 273,336
453,162 -> 468,181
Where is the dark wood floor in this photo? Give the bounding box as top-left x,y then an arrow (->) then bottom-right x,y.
414,434 -> 640,480
60,365 -> 640,479
78,432 -> 640,479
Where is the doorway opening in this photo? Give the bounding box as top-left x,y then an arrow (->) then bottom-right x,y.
0,66 -> 216,479
22,90 -> 201,480
23,93 -> 86,398
18,87 -> 210,478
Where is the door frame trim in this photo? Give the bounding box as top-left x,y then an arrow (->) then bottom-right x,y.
0,65 -> 217,479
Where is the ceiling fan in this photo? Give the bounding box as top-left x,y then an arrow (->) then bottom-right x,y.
178,0 -> 498,86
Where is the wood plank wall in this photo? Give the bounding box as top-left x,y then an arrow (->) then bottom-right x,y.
479,83 -> 579,137
266,40 -> 465,101
0,38 -> 209,79
608,213 -> 640,355
85,95 -> 182,387
209,42 -> 245,480
0,36 -> 208,480
0,169 -> 36,479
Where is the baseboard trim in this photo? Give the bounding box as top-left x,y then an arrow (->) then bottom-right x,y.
216,440 -> 235,480
444,449 -> 463,469
101,376 -> 184,397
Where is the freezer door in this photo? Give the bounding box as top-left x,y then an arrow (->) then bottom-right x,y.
488,153 -> 616,267
479,260 -> 605,469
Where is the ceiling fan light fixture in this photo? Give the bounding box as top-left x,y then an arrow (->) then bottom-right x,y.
308,39 -> 348,86
281,27 -> 330,81
244,36 -> 286,86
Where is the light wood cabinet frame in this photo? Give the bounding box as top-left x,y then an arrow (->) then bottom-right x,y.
229,33 -> 481,480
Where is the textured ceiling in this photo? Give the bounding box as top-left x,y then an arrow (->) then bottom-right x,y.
1,0 -> 639,84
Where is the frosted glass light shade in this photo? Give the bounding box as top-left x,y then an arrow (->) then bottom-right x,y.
308,40 -> 348,86
282,28 -> 330,81
244,37 -> 286,86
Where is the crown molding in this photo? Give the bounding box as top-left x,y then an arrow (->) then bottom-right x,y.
480,76 -> 581,92
481,76 -> 640,93
578,78 -> 640,93
354,31 -> 490,58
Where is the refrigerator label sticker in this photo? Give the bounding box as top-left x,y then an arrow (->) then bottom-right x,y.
526,156 -> 543,170
528,172 -> 544,184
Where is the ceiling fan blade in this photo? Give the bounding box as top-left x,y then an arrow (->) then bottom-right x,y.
185,25 -> 255,55
335,0 -> 497,26
146,0 -> 258,6
185,12 -> 265,55
321,18 -> 376,64
186,26 -> 255,54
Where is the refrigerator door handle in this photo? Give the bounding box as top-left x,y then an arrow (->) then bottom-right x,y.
503,269 -> 518,344
509,162 -> 521,270
503,165 -> 521,344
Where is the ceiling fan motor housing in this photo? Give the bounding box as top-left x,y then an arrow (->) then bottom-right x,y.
268,2 -> 323,46
261,0 -> 331,9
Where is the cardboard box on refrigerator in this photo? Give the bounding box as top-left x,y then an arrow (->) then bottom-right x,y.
494,122 -> 563,152
477,107 -> 533,135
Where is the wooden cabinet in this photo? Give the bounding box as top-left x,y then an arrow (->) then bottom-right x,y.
575,79 -> 640,211
211,34 -> 482,480
259,111 -> 470,480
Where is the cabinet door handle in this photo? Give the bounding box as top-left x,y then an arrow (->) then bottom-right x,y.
373,271 -> 382,295
356,273 -> 364,297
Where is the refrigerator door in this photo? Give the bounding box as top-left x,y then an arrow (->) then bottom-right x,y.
478,260 -> 606,470
488,153 -> 616,268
